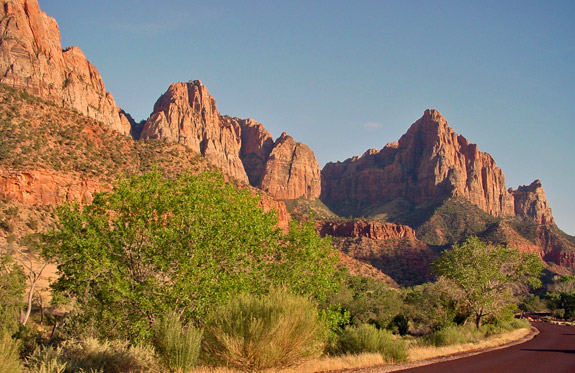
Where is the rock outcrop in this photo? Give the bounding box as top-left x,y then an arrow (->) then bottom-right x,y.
319,220 -> 417,241
322,109 -> 552,225
319,219 -> 437,286
0,0 -> 130,134
258,132 -> 322,200
140,81 -> 250,183
140,80 -> 321,200
0,169 -> 103,205
512,180 -> 555,225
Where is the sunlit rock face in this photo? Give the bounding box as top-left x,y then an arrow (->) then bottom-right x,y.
141,80 -> 321,200
0,0 -> 131,134
321,109 -> 552,221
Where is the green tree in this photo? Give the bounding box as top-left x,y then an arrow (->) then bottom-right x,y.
43,171 -> 338,342
403,277 -> 467,333
0,254 -> 26,335
432,236 -> 543,328
546,275 -> 575,320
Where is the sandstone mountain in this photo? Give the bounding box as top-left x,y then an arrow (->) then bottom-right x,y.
0,0 -> 573,286
321,109 -> 553,225
319,110 -> 574,271
0,84 -> 290,232
139,80 -> 321,200
0,0 -> 132,135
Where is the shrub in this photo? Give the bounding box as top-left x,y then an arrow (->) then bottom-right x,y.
423,324 -> 480,347
203,288 -> 326,371
152,313 -> 202,372
61,338 -> 159,373
0,333 -> 22,373
26,346 -> 67,373
335,324 -> 407,363
388,315 -> 409,336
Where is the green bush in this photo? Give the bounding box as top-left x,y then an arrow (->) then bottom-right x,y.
479,318 -> 531,337
203,288 -> 326,371
335,324 -> 407,363
423,324 -> 480,347
152,313 -> 203,372
388,315 -> 409,336
423,318 -> 530,347
0,333 -> 22,373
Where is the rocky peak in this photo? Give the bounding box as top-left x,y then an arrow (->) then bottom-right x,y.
322,109 -> 519,218
140,81 -> 321,200
239,118 -> 274,186
141,81 -> 248,183
258,132 -> 321,199
512,180 -> 555,225
0,0 -> 130,134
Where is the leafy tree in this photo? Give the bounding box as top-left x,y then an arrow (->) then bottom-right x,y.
328,272 -> 402,329
0,254 -> 26,335
546,275 -> 575,320
403,277 -> 467,333
43,171 -> 339,342
432,236 -> 543,328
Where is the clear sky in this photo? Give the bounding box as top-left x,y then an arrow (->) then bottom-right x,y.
40,0 -> 574,235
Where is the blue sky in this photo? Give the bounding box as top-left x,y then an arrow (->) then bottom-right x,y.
40,0 -> 574,235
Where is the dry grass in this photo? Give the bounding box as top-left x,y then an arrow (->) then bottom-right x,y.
408,327 -> 533,362
275,353 -> 384,372
189,353 -> 384,373
189,327 -> 533,372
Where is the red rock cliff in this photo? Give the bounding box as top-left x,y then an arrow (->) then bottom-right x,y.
322,109 -> 553,224
0,169 -> 104,205
140,81 -> 321,200
511,180 -> 555,225
0,0 -> 130,134
258,132 -> 322,200
319,220 -> 417,241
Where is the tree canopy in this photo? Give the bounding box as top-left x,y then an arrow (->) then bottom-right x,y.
432,236 -> 543,328
43,171 -> 339,342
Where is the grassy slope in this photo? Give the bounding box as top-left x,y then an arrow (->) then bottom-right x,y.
0,83 -> 209,181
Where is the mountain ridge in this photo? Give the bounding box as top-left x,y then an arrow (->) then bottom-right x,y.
0,0 -> 572,281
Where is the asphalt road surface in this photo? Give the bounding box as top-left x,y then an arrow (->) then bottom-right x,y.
397,322 -> 575,373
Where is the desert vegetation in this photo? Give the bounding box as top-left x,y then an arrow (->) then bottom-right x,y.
0,169 -> 549,372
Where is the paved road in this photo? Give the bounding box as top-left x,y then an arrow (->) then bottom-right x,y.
397,322 -> 575,373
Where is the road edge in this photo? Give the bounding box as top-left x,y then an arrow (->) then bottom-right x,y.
330,325 -> 540,372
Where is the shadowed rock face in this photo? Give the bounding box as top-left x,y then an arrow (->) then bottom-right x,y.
0,0 -> 131,134
321,109 -> 553,225
140,80 -> 321,200
318,220 -> 417,241
318,219 -> 437,286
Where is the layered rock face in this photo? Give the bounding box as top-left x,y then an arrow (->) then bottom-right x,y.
319,219 -> 436,286
0,170 -> 104,205
258,133 -> 321,199
512,180 -> 555,225
0,0 -> 130,134
319,220 -> 417,241
140,81 -> 321,200
322,109 -> 552,225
